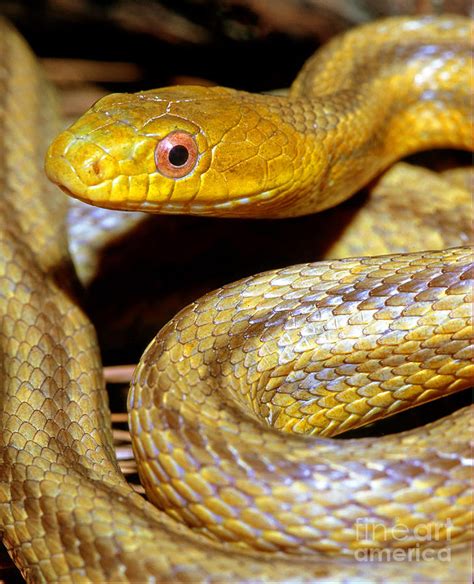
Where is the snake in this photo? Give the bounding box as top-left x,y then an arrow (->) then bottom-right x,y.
1,13 -> 473,583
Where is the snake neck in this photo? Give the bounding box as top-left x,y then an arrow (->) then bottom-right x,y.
260,18 -> 474,218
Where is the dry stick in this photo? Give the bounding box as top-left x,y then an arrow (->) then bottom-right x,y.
41,58 -> 142,83
104,364 -> 137,384
113,429 -> 132,442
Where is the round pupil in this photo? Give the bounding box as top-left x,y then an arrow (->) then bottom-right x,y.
168,144 -> 189,167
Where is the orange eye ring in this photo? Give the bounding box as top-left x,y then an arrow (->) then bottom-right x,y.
154,131 -> 198,178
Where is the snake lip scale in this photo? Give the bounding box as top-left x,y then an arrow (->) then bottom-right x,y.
1,13 -> 473,583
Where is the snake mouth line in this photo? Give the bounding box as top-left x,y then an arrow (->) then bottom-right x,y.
125,185 -> 287,217
49,174 -> 275,213
51,185 -> 295,218
48,154 -> 283,216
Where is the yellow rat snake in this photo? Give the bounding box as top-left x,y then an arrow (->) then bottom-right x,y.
1,14 -> 473,583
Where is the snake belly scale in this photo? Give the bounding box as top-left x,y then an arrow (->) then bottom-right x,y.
0,13 -> 473,583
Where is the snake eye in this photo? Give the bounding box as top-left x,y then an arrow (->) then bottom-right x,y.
155,131 -> 198,178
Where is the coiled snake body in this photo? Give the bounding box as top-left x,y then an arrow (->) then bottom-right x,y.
1,14 -> 473,583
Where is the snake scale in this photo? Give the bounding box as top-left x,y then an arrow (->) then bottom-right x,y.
1,13 -> 473,583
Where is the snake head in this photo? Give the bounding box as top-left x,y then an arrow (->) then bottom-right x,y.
45,86 -> 320,217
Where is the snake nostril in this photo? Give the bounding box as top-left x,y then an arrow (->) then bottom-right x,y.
91,159 -> 101,176
82,155 -> 106,185
78,149 -> 116,186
